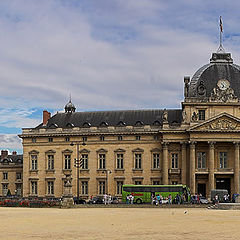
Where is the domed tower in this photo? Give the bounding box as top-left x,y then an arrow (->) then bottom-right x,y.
64,97 -> 76,113
182,50 -> 240,124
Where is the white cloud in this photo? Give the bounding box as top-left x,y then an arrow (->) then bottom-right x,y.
0,0 -> 240,150
0,134 -> 22,151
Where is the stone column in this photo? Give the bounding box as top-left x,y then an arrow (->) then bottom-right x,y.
208,141 -> 215,198
162,142 -> 169,185
234,142 -> 240,194
181,142 -> 187,185
190,142 -> 196,194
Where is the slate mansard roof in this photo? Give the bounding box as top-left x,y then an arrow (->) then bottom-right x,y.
189,52 -> 240,98
37,109 -> 183,129
0,154 -> 23,165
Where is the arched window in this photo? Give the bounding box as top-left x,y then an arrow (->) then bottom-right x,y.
100,122 -> 108,127
135,121 -> 144,126
117,121 -> 126,126
153,120 -> 161,126
66,123 -> 74,128
83,122 -> 91,128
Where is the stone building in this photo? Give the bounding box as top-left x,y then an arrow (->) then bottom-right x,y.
0,150 -> 23,196
19,49 -> 240,199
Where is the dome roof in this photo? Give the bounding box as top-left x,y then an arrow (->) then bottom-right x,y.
188,52 -> 240,100
65,99 -> 76,113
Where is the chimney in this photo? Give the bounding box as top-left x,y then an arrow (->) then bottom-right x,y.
1,150 -> 8,159
12,151 -> 17,155
43,110 -> 51,125
184,76 -> 190,98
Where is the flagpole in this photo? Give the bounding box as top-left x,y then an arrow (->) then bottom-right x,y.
217,16 -> 225,53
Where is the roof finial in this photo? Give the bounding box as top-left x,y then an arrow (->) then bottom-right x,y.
217,16 -> 225,53
69,93 -> 72,103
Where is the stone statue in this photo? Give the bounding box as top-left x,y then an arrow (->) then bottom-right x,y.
191,112 -> 198,122
163,109 -> 168,123
62,173 -> 74,208
182,109 -> 187,123
210,86 -> 238,102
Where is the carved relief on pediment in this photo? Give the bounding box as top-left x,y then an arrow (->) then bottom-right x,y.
197,118 -> 240,131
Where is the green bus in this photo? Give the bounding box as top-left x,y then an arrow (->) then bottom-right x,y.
122,184 -> 191,204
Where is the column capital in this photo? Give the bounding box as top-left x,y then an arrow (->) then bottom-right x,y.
189,141 -> 196,148
180,141 -> 188,147
208,141 -> 216,148
234,141 -> 240,147
162,142 -> 169,149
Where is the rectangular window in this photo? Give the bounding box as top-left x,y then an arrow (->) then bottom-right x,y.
220,152 -> 227,169
47,181 -> 54,195
32,138 -> 36,143
134,153 -> 142,169
16,172 -> 22,180
117,181 -> 123,195
118,136 -> 123,141
31,181 -> 38,195
81,154 -> 88,169
136,136 -> 141,140
16,183 -> 22,196
171,153 -> 178,169
197,152 -> 206,169
100,136 -> 105,141
153,153 -> 160,169
99,181 -> 106,195
31,155 -> 38,170
64,155 -> 71,170
81,181 -> 88,195
3,172 -> 8,180
99,154 -> 106,169
48,155 -> 54,170
116,153 -> 124,169
135,181 -> 142,185
198,110 -> 205,121
48,137 -> 53,142
82,136 -> 87,142
65,137 -> 70,142
2,184 -> 8,196
153,181 -> 160,185
154,135 -> 159,140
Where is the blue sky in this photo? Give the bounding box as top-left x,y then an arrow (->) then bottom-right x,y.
0,0 -> 240,153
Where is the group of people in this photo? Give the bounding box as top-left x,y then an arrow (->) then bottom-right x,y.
103,194 -> 112,205
191,193 -> 202,204
151,194 -> 182,205
126,194 -> 134,204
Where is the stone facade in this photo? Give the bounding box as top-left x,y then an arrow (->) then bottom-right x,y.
0,150 -> 23,196
19,50 -> 240,199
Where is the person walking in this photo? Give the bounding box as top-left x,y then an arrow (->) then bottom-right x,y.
130,194 -> 134,204
151,193 -> 155,205
156,194 -> 161,206
126,195 -> 130,204
168,194 -> 172,204
104,193 -> 107,205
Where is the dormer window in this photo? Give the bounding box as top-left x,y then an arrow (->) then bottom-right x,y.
198,110 -> 205,121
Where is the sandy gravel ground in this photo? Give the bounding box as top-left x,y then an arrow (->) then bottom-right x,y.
0,207 -> 240,240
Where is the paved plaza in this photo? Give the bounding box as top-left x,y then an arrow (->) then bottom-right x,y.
0,207 -> 239,239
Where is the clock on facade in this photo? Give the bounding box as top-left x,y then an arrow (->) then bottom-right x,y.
217,79 -> 230,90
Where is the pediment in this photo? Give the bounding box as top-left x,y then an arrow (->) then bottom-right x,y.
189,113 -> 240,131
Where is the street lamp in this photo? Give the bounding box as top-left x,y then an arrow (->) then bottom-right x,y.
70,141 -> 86,203
102,169 -> 112,194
